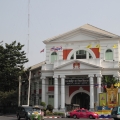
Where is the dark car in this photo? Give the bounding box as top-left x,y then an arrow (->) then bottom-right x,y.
111,106 -> 120,120
16,105 -> 32,120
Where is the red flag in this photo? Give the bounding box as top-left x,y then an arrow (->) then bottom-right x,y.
40,49 -> 44,53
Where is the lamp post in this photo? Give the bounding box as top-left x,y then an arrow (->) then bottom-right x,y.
18,76 -> 21,106
27,71 -> 31,106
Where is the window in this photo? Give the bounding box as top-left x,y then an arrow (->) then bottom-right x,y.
34,82 -> 37,90
70,54 -> 74,59
76,50 -> 86,59
105,49 -> 113,60
49,95 -> 54,98
39,81 -> 42,89
51,52 -> 58,63
48,78 -> 54,85
89,53 -> 93,59
70,50 -> 93,60
48,95 -> 54,106
34,97 -> 36,105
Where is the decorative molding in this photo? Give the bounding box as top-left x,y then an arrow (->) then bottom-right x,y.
96,74 -> 102,78
73,62 -> 80,69
40,76 -> 46,79
68,87 -> 90,104
60,75 -> 65,78
88,74 -> 94,78
53,75 -> 58,78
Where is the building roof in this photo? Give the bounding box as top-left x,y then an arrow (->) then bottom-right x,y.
30,61 -> 46,70
43,24 -> 120,43
81,24 -> 119,37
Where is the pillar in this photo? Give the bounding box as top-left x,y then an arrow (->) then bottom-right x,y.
96,74 -> 102,104
89,74 -> 94,111
41,77 -> 46,102
60,75 -> 65,111
53,76 -> 58,111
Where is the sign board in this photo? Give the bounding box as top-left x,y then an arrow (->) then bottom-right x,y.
106,85 -> 118,108
99,93 -> 107,106
65,77 -> 89,85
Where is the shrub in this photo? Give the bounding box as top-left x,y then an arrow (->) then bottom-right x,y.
40,101 -> 46,107
46,104 -> 53,112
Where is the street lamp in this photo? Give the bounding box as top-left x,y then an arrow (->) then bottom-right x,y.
27,71 -> 31,105
18,76 -> 21,106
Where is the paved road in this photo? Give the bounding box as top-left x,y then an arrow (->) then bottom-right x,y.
0,116 -> 114,120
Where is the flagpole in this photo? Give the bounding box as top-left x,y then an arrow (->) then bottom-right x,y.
44,47 -> 45,61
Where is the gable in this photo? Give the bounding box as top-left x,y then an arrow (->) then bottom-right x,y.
54,60 -> 102,70
44,24 -> 120,44
51,31 -> 97,42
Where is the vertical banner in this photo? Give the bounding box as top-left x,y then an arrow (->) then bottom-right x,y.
118,93 -> 120,105
106,85 -> 118,108
99,93 -> 107,106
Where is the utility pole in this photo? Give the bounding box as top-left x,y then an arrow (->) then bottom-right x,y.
27,71 -> 31,105
18,76 -> 21,106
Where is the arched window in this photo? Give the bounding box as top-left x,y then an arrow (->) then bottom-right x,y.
105,49 -> 113,60
70,50 -> 93,59
76,50 -> 86,59
70,54 -> 74,59
51,52 -> 58,63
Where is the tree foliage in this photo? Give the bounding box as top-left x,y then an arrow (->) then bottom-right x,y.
102,75 -> 118,88
0,41 -> 28,106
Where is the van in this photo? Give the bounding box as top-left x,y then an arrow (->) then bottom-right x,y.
111,106 -> 120,120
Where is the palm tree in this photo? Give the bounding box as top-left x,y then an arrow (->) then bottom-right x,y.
102,75 -> 118,92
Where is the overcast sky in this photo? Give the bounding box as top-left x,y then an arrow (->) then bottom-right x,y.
0,0 -> 120,68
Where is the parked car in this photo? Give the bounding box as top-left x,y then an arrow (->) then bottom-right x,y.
111,106 -> 120,120
31,105 -> 44,120
65,104 -> 80,118
70,108 -> 99,119
16,105 -> 33,120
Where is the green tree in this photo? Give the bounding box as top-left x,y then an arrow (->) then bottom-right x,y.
0,41 -> 28,108
102,75 -> 118,91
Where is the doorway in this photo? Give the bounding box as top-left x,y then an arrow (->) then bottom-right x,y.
71,92 -> 90,109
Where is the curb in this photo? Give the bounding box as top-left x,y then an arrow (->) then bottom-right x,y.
98,118 -> 112,119
2,115 -> 16,117
44,116 -> 62,118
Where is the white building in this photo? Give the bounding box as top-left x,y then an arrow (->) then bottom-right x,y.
41,24 -> 120,112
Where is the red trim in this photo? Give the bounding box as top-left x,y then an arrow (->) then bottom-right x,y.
82,86 -> 90,92
69,86 -> 90,96
63,49 -> 72,60
90,48 -> 99,58
69,86 -> 79,96
48,86 -> 54,91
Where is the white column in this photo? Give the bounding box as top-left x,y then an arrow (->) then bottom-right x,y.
96,74 -> 102,103
54,76 -> 58,110
41,77 -> 46,102
60,75 -> 65,111
89,74 -> 94,111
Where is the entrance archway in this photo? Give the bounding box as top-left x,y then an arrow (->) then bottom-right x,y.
71,92 -> 90,109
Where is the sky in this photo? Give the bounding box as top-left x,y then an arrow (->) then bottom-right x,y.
0,0 -> 120,68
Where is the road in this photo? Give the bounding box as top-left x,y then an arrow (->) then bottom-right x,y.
0,116 -> 114,120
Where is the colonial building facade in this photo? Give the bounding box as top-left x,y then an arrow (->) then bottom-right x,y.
21,61 -> 45,105
41,24 -> 120,112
